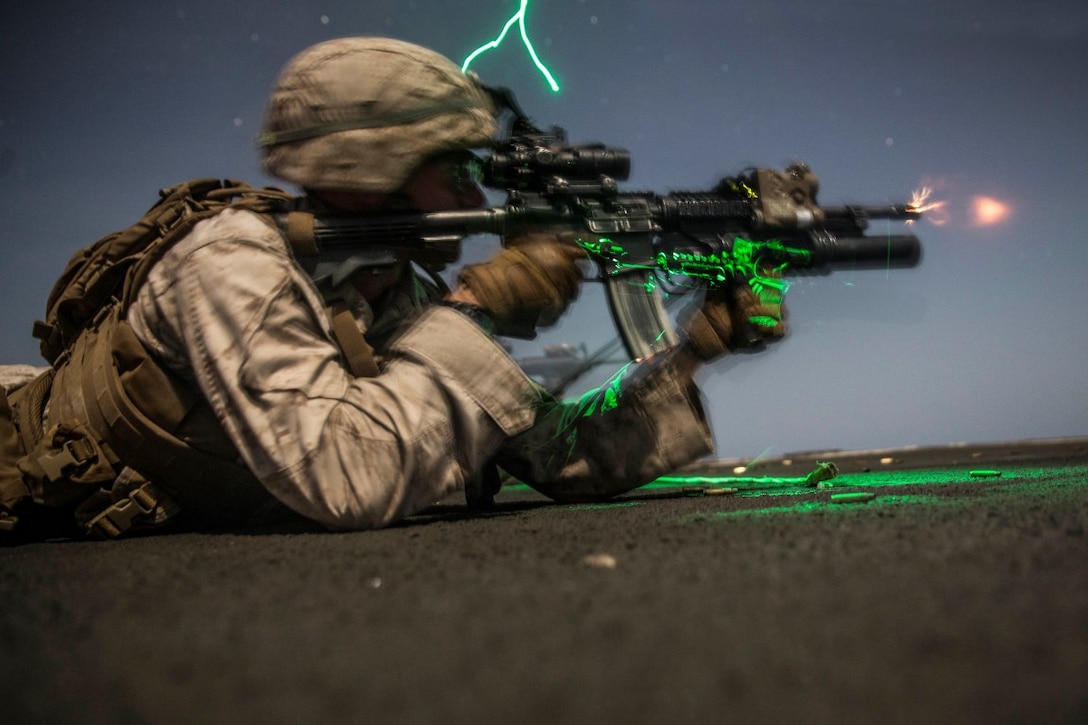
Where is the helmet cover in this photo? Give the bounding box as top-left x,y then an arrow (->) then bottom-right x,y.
259,37 -> 497,193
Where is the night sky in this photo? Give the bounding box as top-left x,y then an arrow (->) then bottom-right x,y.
2,0 -> 1086,458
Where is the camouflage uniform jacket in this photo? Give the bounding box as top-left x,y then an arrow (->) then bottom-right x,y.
83,207 -> 713,529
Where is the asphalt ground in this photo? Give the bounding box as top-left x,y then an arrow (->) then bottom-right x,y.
2,452 -> 1087,724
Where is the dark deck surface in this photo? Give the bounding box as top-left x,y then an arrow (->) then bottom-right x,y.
3,438 -> 1087,724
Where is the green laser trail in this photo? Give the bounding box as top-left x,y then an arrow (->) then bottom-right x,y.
462,0 -> 560,92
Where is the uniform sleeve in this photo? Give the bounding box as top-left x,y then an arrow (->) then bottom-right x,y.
129,211 -> 541,529
494,355 -> 715,501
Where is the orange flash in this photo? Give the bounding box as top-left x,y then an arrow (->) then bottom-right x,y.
907,185 -> 949,226
969,196 -> 1011,227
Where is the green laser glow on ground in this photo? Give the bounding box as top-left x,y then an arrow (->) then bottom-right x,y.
462,0 -> 560,92
652,462 -> 837,490
691,494 -> 946,520
646,467 -> 1039,491
662,465 -> 1088,519
504,464 -> 1088,521
507,466 -> 1088,493
567,501 -> 643,512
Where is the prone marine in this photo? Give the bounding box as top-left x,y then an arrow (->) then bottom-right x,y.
0,37 -> 783,541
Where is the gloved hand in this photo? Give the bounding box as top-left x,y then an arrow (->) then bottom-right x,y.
684,274 -> 788,361
456,233 -> 586,337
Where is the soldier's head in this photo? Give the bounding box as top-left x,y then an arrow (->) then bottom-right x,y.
258,37 -> 497,211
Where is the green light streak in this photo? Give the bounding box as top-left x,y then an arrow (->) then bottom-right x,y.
534,361 -> 635,466
653,461 -> 837,489
569,362 -> 630,420
578,236 -> 800,328
579,236 -> 804,292
462,0 -> 560,93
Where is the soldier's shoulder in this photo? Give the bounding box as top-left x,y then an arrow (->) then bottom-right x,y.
178,206 -> 289,258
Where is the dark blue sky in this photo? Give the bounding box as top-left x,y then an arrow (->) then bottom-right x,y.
2,0 -> 1086,457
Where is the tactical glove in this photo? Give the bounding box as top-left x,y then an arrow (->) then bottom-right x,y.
684,275 -> 787,361
457,234 -> 586,337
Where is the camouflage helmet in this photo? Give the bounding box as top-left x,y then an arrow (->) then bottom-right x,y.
258,37 -> 497,193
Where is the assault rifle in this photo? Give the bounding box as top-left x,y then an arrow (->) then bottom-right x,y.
282,93 -> 923,360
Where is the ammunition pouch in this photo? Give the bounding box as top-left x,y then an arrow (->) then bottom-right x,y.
76,467 -> 180,540
3,181 -> 298,541
76,306 -> 272,529
2,305 -> 272,540
0,384 -> 28,533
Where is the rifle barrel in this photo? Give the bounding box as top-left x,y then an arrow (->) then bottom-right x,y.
823,204 -> 922,222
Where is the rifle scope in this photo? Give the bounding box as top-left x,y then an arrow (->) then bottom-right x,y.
483,143 -> 631,190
